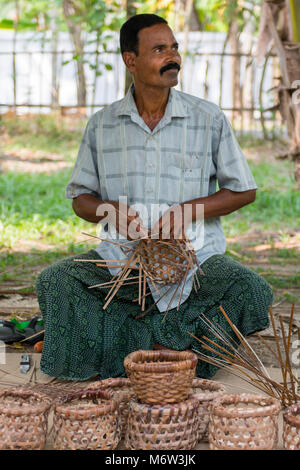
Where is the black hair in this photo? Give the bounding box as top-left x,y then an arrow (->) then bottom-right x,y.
120,14 -> 168,56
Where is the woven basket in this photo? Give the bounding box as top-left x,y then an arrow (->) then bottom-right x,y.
85,378 -> 136,437
191,378 -> 227,442
52,389 -> 121,450
124,349 -> 198,404
0,388 -> 51,450
283,402 -> 300,450
138,239 -> 190,285
124,395 -> 200,450
209,393 -> 281,450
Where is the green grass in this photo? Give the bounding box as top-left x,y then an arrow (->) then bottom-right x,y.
0,114 -> 86,160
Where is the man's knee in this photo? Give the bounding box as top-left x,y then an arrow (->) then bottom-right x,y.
248,271 -> 273,308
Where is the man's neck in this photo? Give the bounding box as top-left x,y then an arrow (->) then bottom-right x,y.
133,84 -> 170,131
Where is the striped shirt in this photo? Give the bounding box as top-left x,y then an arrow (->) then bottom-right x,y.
66,85 -> 257,312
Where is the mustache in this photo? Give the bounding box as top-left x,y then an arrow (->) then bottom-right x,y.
160,62 -> 181,75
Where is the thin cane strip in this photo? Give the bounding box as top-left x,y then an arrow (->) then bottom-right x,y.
103,250 -> 137,302
192,349 -> 279,397
199,312 -> 242,352
135,284 -> 174,319
81,232 -> 133,251
89,275 -> 141,289
220,305 -> 271,379
194,338 -> 279,398
269,306 -> 287,402
162,279 -> 183,321
279,315 -> 297,402
177,267 -> 189,310
103,267 -> 134,308
142,272 -> 146,311
198,342 -> 284,399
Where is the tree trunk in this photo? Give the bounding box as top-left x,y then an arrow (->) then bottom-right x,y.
62,0 -> 87,107
257,0 -> 300,186
229,20 -> 241,127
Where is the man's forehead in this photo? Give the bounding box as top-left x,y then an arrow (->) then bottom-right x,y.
138,24 -> 177,48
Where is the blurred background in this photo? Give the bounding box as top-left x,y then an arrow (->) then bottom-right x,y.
0,0 -> 299,318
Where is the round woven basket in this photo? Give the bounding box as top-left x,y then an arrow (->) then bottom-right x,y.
124,395 -> 200,450
52,389 -> 121,450
124,349 -> 198,405
283,402 -> 300,450
0,388 -> 51,450
191,378 -> 227,442
209,393 -> 281,450
85,378 -> 136,437
138,239 -> 189,285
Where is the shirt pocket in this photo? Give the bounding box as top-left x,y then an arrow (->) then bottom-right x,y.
168,153 -> 205,200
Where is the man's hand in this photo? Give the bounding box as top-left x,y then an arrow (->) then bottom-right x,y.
72,194 -> 147,240
151,204 -> 192,240
106,201 -> 148,240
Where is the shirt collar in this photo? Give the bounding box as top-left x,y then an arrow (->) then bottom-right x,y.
115,84 -> 189,119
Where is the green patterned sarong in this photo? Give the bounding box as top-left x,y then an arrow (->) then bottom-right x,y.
35,251 -> 273,381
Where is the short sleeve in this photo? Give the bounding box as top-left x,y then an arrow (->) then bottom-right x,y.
212,111 -> 257,192
65,114 -> 101,199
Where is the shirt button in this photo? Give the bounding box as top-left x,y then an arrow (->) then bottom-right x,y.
148,163 -> 153,168
147,188 -> 153,193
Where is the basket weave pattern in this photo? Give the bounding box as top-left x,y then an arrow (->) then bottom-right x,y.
124,396 -> 200,450
124,350 -> 198,405
52,389 -> 121,450
209,393 -> 281,450
86,378 -> 135,437
191,378 -> 227,442
283,402 -> 300,450
0,388 -> 51,450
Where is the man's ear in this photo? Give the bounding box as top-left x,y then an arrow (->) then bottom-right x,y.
122,51 -> 136,73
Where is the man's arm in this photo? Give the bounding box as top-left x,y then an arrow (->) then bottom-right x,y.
72,193 -> 115,223
72,193 -> 147,239
184,187 -> 256,221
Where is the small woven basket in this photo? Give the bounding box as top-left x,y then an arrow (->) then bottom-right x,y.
209,393 -> 281,450
124,395 -> 200,450
124,349 -> 198,404
283,402 -> 300,450
138,239 -> 190,285
85,378 -> 136,437
0,388 -> 51,450
52,389 -> 121,450
191,378 -> 227,442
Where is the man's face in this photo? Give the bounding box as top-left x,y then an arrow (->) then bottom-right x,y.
125,23 -> 181,89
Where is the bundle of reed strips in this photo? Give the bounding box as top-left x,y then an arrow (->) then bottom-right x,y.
74,233 -> 203,317
188,304 -> 299,407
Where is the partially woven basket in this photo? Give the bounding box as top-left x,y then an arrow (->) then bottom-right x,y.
283,402 -> 300,450
209,393 -> 281,450
52,389 -> 121,450
138,239 -> 190,285
124,395 -> 200,450
124,349 -> 198,404
191,378 -> 227,442
85,378 -> 136,437
0,388 -> 51,450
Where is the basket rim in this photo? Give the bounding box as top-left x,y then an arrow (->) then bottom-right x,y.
0,388 -> 51,415
211,393 -> 281,418
128,394 -> 200,415
124,349 -> 198,373
284,402 -> 300,426
191,378 -> 226,400
54,389 -> 118,418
